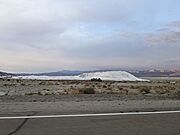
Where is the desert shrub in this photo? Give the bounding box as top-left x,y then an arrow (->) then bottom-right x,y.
3,84 -> 8,86
108,87 -> 113,91
91,84 -> 95,88
102,85 -> 107,88
85,83 -> 90,87
21,83 -> 26,86
62,82 -> 67,85
43,88 -> 50,91
130,85 -> 135,89
106,91 -> 115,94
118,87 -> 124,90
39,82 -> 44,85
3,83 -> 16,86
15,79 -> 21,83
139,86 -> 150,94
108,84 -> 111,87
109,82 -> 114,85
91,78 -> 102,82
79,87 -> 95,94
37,92 -> 43,95
25,93 -> 35,95
67,89 -> 80,94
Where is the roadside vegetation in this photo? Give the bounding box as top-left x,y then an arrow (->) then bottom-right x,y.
0,78 -> 180,98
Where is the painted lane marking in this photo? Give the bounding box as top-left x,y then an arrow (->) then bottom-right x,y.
0,110 -> 180,120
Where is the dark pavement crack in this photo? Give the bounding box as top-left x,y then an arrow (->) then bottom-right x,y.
7,118 -> 28,135
7,112 -> 37,135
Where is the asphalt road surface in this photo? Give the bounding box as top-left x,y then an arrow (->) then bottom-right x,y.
0,112 -> 180,135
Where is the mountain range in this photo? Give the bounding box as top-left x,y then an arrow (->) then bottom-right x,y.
0,69 -> 180,77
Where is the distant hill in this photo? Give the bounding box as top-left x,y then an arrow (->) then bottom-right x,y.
1,69 -> 180,77
16,70 -> 113,76
129,70 -> 180,77
0,71 -> 15,76
16,70 -> 85,76
0,70 -> 93,77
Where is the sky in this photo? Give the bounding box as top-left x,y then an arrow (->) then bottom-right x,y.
0,0 -> 180,72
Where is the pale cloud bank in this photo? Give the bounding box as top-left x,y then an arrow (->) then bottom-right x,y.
0,0 -> 180,72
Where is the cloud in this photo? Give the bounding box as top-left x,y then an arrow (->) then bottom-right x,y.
168,20 -> 180,28
145,31 -> 180,46
145,20 -> 180,46
0,0 -> 132,51
0,0 -> 180,71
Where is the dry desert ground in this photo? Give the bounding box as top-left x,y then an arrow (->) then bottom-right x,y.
0,77 -> 180,102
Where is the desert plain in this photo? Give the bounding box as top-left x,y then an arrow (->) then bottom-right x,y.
0,77 -> 180,101
0,77 -> 180,116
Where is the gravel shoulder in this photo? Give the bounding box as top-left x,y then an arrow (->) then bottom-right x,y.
0,99 -> 180,117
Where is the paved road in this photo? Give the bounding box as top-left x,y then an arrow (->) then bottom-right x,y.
0,112 -> 180,135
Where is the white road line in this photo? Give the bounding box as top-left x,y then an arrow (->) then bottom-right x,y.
0,110 -> 180,120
